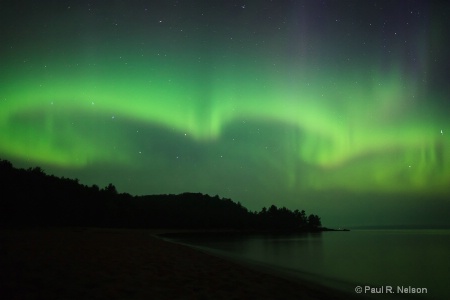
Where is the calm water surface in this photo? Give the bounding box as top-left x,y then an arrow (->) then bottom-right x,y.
170,230 -> 450,300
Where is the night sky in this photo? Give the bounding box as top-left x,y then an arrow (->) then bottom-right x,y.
1,0 -> 449,227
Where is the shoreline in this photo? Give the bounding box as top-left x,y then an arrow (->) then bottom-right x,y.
1,227 -> 363,299
158,230 -> 364,300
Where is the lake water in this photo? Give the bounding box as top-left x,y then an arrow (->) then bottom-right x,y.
168,230 -> 450,300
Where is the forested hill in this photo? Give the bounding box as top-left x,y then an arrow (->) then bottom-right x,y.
0,159 -> 322,231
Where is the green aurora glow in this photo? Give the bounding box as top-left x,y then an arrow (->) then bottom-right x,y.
1,1 -> 449,226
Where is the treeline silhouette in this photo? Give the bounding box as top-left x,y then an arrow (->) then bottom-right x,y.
0,159 -> 322,231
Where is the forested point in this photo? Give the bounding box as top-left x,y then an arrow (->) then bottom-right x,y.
0,159 -> 323,232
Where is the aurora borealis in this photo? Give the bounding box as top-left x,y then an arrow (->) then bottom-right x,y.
1,1 -> 449,227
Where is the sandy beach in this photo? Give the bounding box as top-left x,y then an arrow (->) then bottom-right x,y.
0,228 -> 360,300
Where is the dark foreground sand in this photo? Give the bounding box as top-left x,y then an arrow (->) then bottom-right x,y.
0,228 -> 361,300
